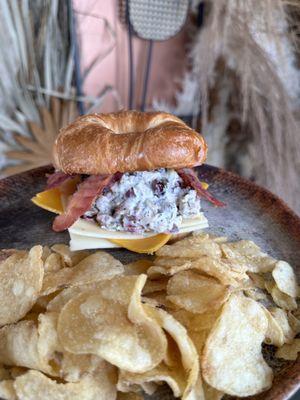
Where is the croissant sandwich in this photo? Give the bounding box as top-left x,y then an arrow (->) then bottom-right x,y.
32,111 -> 223,253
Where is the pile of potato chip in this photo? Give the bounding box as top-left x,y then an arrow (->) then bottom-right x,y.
0,234 -> 299,400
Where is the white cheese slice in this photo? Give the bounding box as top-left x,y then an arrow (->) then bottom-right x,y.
68,214 -> 208,239
69,218 -> 209,251
70,233 -> 121,251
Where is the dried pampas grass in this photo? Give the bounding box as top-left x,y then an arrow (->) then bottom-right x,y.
192,0 -> 300,211
0,0 -> 120,175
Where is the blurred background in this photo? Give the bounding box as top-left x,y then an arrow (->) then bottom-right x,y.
0,0 -> 299,212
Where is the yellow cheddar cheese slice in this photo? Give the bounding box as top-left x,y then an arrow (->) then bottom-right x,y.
31,188 -> 64,214
110,234 -> 171,254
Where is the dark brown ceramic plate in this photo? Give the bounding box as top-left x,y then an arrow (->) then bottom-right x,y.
0,165 -> 299,400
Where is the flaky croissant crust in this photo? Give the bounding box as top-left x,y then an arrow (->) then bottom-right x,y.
53,111 -> 207,175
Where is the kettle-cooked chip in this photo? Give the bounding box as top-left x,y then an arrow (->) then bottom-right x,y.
143,278 -> 168,295
287,312 -> 300,334
0,246 -> 44,326
0,380 -> 16,400
0,321 -> 53,375
154,257 -> 192,267
267,283 -> 297,311
51,244 -> 89,267
58,275 -> 166,373
118,363 -> 184,398
0,366 -> 10,381
202,381 -> 224,400
269,308 -> 295,344
191,257 -> 243,286
128,275 -> 168,349
143,303 -> 199,398
44,253 -> 65,273
263,308 -> 285,347
172,309 -> 221,333
37,312 -> 62,368
202,293 -> 273,397
221,241 -> 276,273
272,261 -> 299,298
275,339 -> 300,360
147,262 -> 192,279
41,246 -> 51,262
14,369 -> 117,400
60,353 -> 110,383
46,283 -> 107,313
117,392 -> 144,400
167,271 -> 230,313
124,259 -> 153,275
42,252 -> 124,295
156,235 -> 222,259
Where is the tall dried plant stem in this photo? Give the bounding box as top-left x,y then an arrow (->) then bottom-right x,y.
192,0 -> 300,210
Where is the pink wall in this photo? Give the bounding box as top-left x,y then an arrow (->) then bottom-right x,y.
73,0 -> 189,112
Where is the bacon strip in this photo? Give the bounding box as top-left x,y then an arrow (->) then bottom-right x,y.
53,174 -> 113,232
177,168 -> 225,207
46,171 -> 75,189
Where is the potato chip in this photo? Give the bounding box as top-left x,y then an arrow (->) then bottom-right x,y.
269,307 -> 295,343
156,235 -> 222,259
147,262 -> 192,278
98,275 -> 148,305
0,246 -> 44,326
117,377 -> 157,396
191,258 -> 243,287
203,381 -> 224,400
41,246 -> 51,262
44,253 -> 65,273
167,271 -> 231,314
42,252 -> 124,295
143,291 -> 177,311
128,275 -> 168,340
244,288 -> 269,302
172,309 -> 221,333
123,259 -> 153,275
31,292 -> 59,314
58,275 -> 166,373
37,312 -> 62,371
143,303 -> 199,398
143,278 -> 168,295
51,244 -> 89,267
263,308 -> 285,347
48,276 -> 142,313
0,366 -> 10,381
287,312 -> 300,334
247,272 -> 266,289
221,241 -> 276,273
268,284 -> 297,311
0,321 -> 53,374
0,380 -> 16,400
14,369 -> 117,400
189,330 -> 211,358
275,339 -> 300,361
60,353 -> 110,383
117,392 -> 144,400
272,261 -> 299,298
118,364 -> 184,398
8,367 -> 27,379
154,257 -> 192,267
202,293 -> 273,397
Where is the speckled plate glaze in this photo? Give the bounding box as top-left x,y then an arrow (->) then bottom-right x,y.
0,164 -> 299,400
